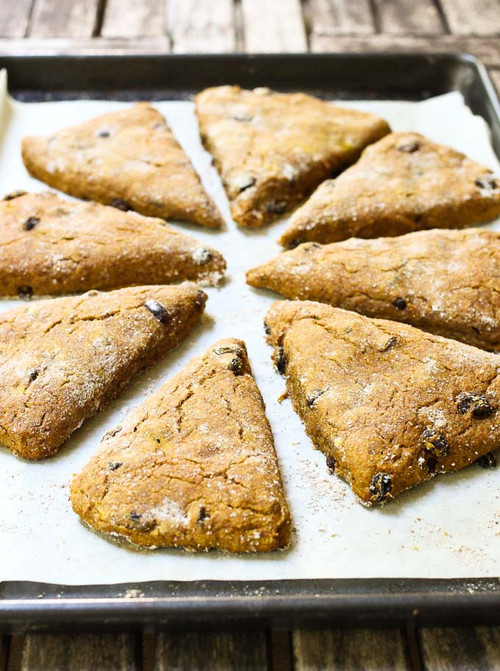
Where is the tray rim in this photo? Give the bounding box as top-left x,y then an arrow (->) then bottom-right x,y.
0,50 -> 499,629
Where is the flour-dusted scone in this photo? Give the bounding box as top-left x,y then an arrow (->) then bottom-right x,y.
0,191 -> 226,296
248,228 -> 500,351
71,338 -> 291,552
280,132 -> 500,247
265,300 -> 500,505
195,86 -> 390,228
22,103 -> 223,229
0,284 -> 206,460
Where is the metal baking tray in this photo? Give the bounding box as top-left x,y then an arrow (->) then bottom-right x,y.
0,52 -> 499,630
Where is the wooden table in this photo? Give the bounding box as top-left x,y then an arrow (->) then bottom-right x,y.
1,0 -> 500,669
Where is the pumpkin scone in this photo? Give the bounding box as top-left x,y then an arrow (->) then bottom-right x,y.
22,103 -> 223,228
195,86 -> 390,228
71,338 -> 291,552
0,283 -> 206,460
280,132 -> 500,248
265,300 -> 500,505
0,191 -> 226,296
248,228 -> 500,351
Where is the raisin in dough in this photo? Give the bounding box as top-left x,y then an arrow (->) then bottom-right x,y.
195,86 -> 390,228
0,283 -> 206,459
265,300 -> 500,504
71,339 -> 291,552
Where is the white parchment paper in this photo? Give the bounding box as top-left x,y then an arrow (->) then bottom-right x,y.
0,72 -> 499,584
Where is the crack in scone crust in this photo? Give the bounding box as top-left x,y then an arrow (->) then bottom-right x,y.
71,338 -> 291,553
265,300 -> 500,505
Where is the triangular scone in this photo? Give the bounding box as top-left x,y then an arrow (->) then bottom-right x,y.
248,228 -> 500,351
0,191 -> 226,296
280,132 -> 500,247
22,103 -> 223,229
0,284 -> 206,460
71,339 -> 291,552
195,86 -> 390,228
265,300 -> 500,505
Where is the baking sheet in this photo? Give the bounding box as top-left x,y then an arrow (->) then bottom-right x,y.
1,71 -> 499,584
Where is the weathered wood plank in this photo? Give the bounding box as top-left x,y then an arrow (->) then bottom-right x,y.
29,0 -> 101,38
439,0 -> 500,35
170,0 -> 235,53
155,631 -> 268,670
101,0 -> 165,38
374,0 -> 444,35
306,0 -> 374,36
293,628 -> 409,670
0,0 -> 33,38
241,0 -> 307,52
420,627 -> 500,671
21,633 -> 139,671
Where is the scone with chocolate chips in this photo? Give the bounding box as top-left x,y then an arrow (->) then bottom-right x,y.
247,228 -> 500,351
0,191 -> 226,296
195,86 -> 390,228
22,103 -> 224,228
71,339 -> 291,553
0,283 -> 206,460
280,132 -> 500,248
265,300 -> 500,505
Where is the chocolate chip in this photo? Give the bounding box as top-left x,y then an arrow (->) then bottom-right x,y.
23,216 -> 40,231
127,511 -> 154,531
192,248 -> 213,265
382,336 -> 398,352
264,321 -> 271,336
3,190 -> 26,201
145,299 -> 170,324
197,506 -> 209,522
393,297 -> 407,310
110,198 -> 132,212
475,175 -> 498,190
304,242 -> 322,252
229,356 -> 244,375
422,428 -> 450,457
97,129 -> 110,138
306,389 -> 325,408
275,347 -> 287,374
286,237 -> 306,250
266,200 -> 287,215
214,346 -> 239,356
456,392 -> 495,419
369,473 -> 392,502
18,285 -> 33,300
27,369 -> 38,383
326,455 -> 336,474
398,140 -> 420,153
235,176 -> 256,193
195,290 -> 206,308
414,214 -> 423,223
130,512 -> 141,522
477,452 -> 497,469
108,461 -> 123,471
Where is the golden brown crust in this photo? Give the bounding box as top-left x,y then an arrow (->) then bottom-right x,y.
280,132 -> 500,248
71,338 -> 291,552
195,86 -> 390,228
248,228 -> 500,351
265,300 -> 500,505
21,103 -> 224,229
0,283 -> 206,460
0,191 -> 226,296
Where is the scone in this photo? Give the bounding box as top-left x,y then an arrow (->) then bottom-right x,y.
265,300 -> 500,505
71,339 -> 291,552
280,132 -> 500,247
0,191 -> 225,296
195,86 -> 390,228
22,103 -> 224,228
0,284 -> 206,459
248,228 -> 500,351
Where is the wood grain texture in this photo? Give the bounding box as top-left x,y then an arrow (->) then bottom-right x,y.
170,0 -> 235,53
421,627 -> 500,671
101,0 -> 165,38
241,0 -> 308,52
21,634 -> 139,671
155,631 -> 268,670
439,0 -> 500,35
29,0 -> 100,38
0,0 -> 33,38
374,0 -> 444,35
293,628 -> 409,670
306,0 -> 374,36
